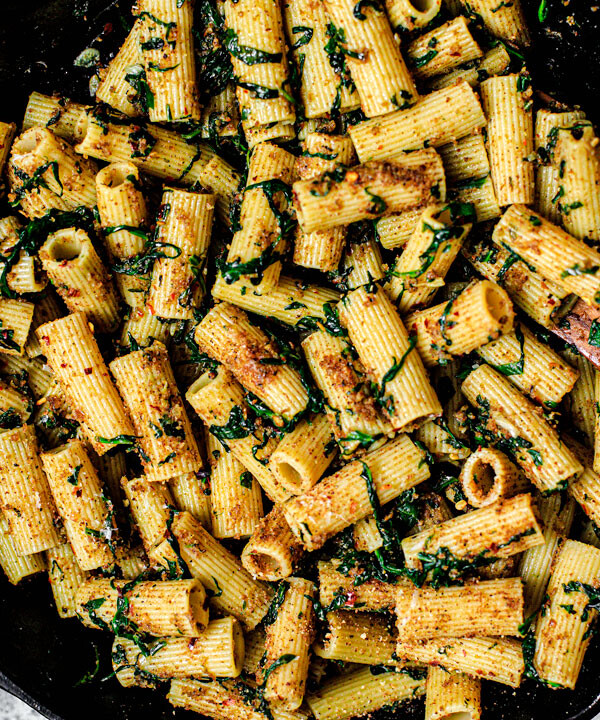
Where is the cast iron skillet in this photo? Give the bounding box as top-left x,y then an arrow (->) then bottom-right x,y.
1,1 -> 600,718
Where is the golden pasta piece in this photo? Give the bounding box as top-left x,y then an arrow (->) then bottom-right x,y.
302,330 -> 392,457
121,476 -> 175,562
206,432 -> 263,539
462,364 -> 582,493
406,280 -> 514,367
0,298 -> 35,357
119,305 -> 171,350
395,637 -> 523,687
340,238 -> 385,290
293,150 -> 446,234
46,541 -> 86,617
385,201 -> 473,311
241,504 -> 304,581
262,577 -> 316,710
565,437 -> 600,531
113,617 -> 244,686
306,665 -> 425,720
560,347 -> 595,446
402,493 -> 544,570
96,162 -> 149,306
283,0 -> 360,118
395,577 -> 524,641
195,303 -> 308,422
314,611 -> 397,665
8,127 -> 97,218
0,216 -> 47,296
349,80 -> 486,161
25,291 -> 62,358
75,577 -> 209,636
110,342 -> 203,482
323,0 -> 418,117
41,440 -> 117,570
339,284 -> 441,430
481,74 -> 534,206
428,44 -> 510,91
0,122 -> 17,177
406,17 -> 482,80
0,425 -> 61,555
223,142 -> 295,293
533,539 -> 600,689
425,668 -> 481,720
455,0 -> 529,46
438,133 -> 490,185
293,134 -> 355,272
0,351 -> 54,400
459,447 -> 525,508
22,93 -> 87,143
384,0 -> 441,31
0,513 -> 45,585
284,434 -> 430,550
171,510 -> 273,629
318,559 -> 399,612
137,0 -> 201,122
36,313 -> 135,456
96,19 -> 144,117
39,228 -> 120,333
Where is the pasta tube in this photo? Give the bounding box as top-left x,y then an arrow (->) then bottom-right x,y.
395,577 -> 524,640
494,205 -> 600,309
169,471 -> 212,529
348,80 -> 486,161
22,92 -> 87,142
459,447 -> 525,508
95,20 -> 144,117
425,668 -> 481,720
0,513 -> 45,585
241,505 -> 304,581
293,149 -> 446,234
75,577 -> 209,636
41,440 -> 117,570
0,123 -> 16,177
110,342 -> 203,481
406,280 -> 514,367
194,302 -> 308,421
384,0 -> 441,31
318,559 -> 398,612
339,284 -> 441,430
137,0 -> 201,122
39,228 -> 120,333
314,611 -> 397,665
46,541 -> 86,617
0,216 -> 47,296
0,425 -> 61,555
121,476 -> 174,562
401,493 -> 544,569
283,434 -> 430,550
323,0 -> 418,117
36,313 -> 135,456
462,364 -> 582,493
0,298 -> 34,357
428,44 -> 510,91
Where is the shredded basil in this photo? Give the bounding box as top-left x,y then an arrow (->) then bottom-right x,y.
492,324 -> 526,376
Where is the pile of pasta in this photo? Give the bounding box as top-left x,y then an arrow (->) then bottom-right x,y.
1,0 -> 600,718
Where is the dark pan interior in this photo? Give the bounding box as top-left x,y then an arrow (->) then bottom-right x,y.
1,1 -> 600,718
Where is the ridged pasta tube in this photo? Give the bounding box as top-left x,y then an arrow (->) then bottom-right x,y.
535,109 -> 587,224
22,93 -> 87,143
306,665 -> 425,720
384,0 -> 441,31
75,577 -> 209,636
121,476 -> 174,561
137,0 -> 201,122
283,434 -> 430,550
241,505 -> 304,581
425,668 -> 481,720
223,142 -> 295,293
0,425 -> 61,555
283,0 -> 360,118
293,150 -> 446,233
395,577 -> 524,640
195,302 -> 308,421
406,280 -> 514,367
113,617 -> 244,685
0,513 -> 45,584
455,0 -> 529,46
39,228 -> 120,333
323,0 -> 418,117
339,284 -> 441,430
8,127 -> 98,217
293,134 -> 355,272
428,44 -> 510,91
36,313 -> 135,456
46,542 -> 86,617
171,510 -> 273,629
119,306 -> 171,350
492,205 -> 600,307
349,80 -> 486,161
395,637 -> 523,687
110,342 -> 203,481
340,239 -> 385,290
0,298 -> 34,357
0,122 -> 16,176
41,440 -> 117,570
314,611 -> 397,664
533,539 -> 600,689
438,133 -> 490,184
406,17 -> 482,80
0,217 -> 47,296
96,19 -> 144,116
459,447 -> 524,508
385,202 -> 473,310
318,559 -> 399,611
462,364 -> 583,493
262,577 -> 315,710
554,122 -> 600,245
96,162 -> 149,305
401,493 -> 544,569
480,74 -> 534,206
169,471 -> 212,529
206,432 -> 263,539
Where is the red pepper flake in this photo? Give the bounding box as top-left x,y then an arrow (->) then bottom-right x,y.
41,336 -> 50,345
84,367 -> 93,375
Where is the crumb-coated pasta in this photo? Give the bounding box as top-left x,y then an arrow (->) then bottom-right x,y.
459,447 -> 525,508
0,513 -> 46,585
314,611 -> 397,665
46,542 -> 86,617
425,668 -> 481,720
